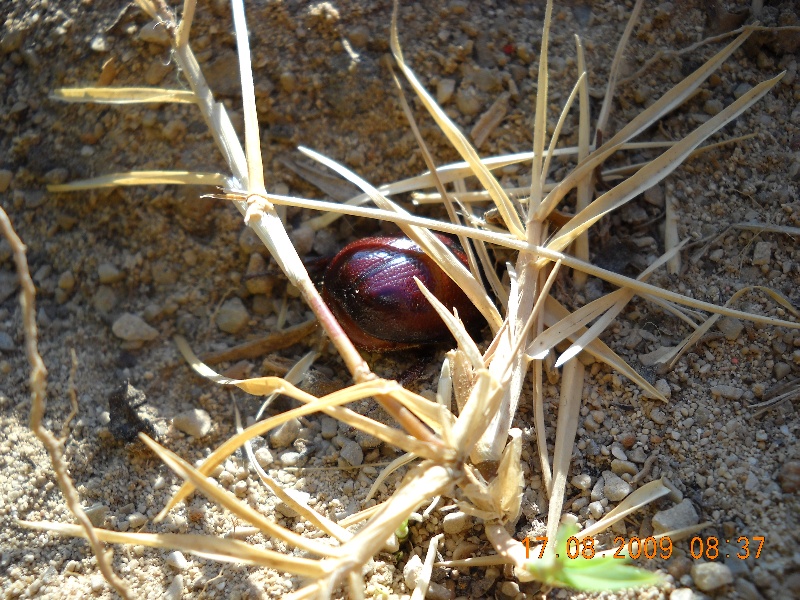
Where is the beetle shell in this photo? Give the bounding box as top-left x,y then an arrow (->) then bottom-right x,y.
322,235 -> 484,351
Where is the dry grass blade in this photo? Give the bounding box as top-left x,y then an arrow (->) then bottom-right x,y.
47,171 -> 227,192
50,87 -> 197,104
546,74 -> 783,254
139,434 -> 345,558
18,521 -> 327,576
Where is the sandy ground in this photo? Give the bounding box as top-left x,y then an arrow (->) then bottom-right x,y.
1,0 -> 799,598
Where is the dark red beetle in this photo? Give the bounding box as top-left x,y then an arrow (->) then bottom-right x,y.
321,234 -> 484,351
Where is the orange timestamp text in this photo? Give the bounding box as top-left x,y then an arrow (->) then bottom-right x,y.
520,535 -> 765,561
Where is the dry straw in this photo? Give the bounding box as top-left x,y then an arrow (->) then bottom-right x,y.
10,0 -> 799,597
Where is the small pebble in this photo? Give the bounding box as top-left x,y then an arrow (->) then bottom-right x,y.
455,86 -> 483,116
97,263 -> 123,284
500,581 -> 520,598
650,408 -> 668,425
735,578 -> 766,600
703,99 -> 724,115
112,313 -> 159,342
245,253 -> 274,295
571,473 -> 592,490
44,167 -> 69,185
0,169 -> 12,193
254,447 -> 274,469
89,574 -> 107,592
57,270 -> 75,292
92,286 -> 117,312
751,241 -> 771,266
139,20 -> 171,45
611,443 -> 627,461
437,78 -> 456,104
403,554 -> 423,588
590,477 -> 605,501
339,438 -> 364,466
733,82 -> 753,99
716,316 -> 744,340
216,297 -> 249,334
669,589 -> 697,600
587,501 -> 604,519
774,362 -> 791,380
164,575 -> 184,600
655,378 -> 671,399
603,471 -> 632,501
279,451 -> 303,467
652,499 -> 699,534
0,332 -> 14,352
165,551 -> 189,571
611,459 -> 638,476
233,480 -> 248,497
173,408 -> 212,437
319,415 -> 338,439
128,512 -> 147,528
710,385 -> 743,400
691,562 -> 733,591
778,460 -> 800,494
83,504 -> 108,527
270,418 -> 301,448
442,511 -> 472,534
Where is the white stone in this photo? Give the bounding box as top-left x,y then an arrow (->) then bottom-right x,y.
112,313 -> 158,342
691,561 -> 733,591
172,409 -> 212,437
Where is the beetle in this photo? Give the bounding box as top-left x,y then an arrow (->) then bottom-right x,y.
321,234 -> 484,351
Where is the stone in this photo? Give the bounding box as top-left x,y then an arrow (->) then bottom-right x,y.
339,438 -> 364,466
778,460 -> 800,494
0,170 -> 11,193
164,575 -> 184,600
172,409 -> 212,437
112,313 -> 159,342
710,385 -> 743,400
83,504 -> 108,527
652,499 -> 699,535
669,589 -> 698,600
734,578 -> 766,600
139,20 -> 171,45
442,511 -> 472,534
0,332 -> 14,352
437,78 -> 456,104
97,263 -> 123,284
751,241 -> 771,266
319,415 -> 338,439
216,297 -> 249,334
270,418 -> 301,449
57,270 -> 75,293
254,447 -> 274,469
571,473 -> 591,490
403,554 -> 423,589
128,512 -> 147,528
602,471 -> 632,501
655,378 -> 672,398
244,253 -> 274,295
165,551 -> 189,570
92,286 -> 117,312
691,562 -> 733,591
774,362 -> 791,380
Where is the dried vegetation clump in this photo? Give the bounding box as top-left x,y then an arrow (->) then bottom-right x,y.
4,0 -> 800,598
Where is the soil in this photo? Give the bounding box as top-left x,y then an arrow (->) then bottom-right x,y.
1,1 -> 798,599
